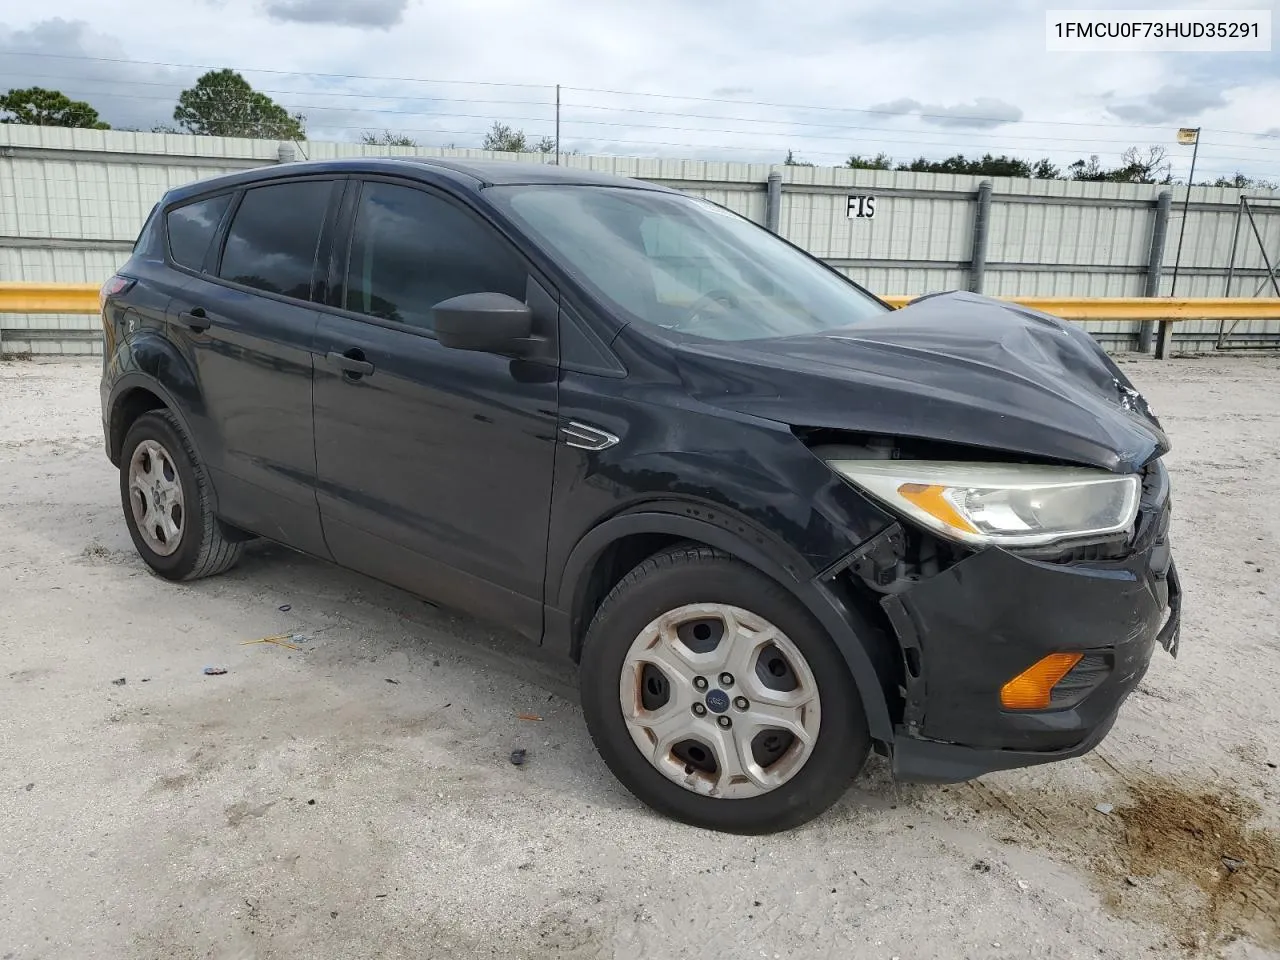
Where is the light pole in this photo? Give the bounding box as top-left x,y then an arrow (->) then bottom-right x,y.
1169,126 -> 1201,297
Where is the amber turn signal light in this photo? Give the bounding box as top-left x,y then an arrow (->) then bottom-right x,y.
1000,652 -> 1084,710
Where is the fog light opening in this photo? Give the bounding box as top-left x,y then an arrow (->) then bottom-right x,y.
1000,652 -> 1084,711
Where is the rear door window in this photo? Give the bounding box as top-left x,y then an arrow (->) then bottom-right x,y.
218,180 -> 333,301
166,194 -> 232,271
343,181 -> 527,331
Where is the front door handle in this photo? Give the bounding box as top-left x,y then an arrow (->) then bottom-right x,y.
327,349 -> 375,379
179,308 -> 211,332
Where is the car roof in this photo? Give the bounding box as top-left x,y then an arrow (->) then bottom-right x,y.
162,156 -> 674,205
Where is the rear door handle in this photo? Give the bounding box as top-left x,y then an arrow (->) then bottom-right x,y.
326,350 -> 375,378
179,308 -> 211,332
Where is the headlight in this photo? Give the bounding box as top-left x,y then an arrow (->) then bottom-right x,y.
825,460 -> 1141,547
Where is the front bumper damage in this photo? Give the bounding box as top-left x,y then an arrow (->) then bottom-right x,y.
858,460 -> 1179,783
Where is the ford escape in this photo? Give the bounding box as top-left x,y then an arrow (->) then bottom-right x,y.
100,159 -> 1180,834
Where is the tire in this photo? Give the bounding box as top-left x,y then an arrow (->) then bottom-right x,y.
579,544 -> 870,834
119,409 -> 243,581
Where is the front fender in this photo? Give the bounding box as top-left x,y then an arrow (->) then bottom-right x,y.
554,506 -> 894,742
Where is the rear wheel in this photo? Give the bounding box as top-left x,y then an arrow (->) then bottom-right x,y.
119,410 -> 242,581
580,544 -> 870,834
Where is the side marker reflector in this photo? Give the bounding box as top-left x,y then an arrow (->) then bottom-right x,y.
1000,652 -> 1084,710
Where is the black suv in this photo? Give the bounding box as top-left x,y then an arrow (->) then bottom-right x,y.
100,159 -> 1179,834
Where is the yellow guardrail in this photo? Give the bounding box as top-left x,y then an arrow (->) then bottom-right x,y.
0,283 -> 103,314
879,295 -> 1280,319
3,283 -> 1280,320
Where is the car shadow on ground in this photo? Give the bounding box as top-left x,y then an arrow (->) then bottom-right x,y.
223,539 -> 913,812
27,449 -> 920,826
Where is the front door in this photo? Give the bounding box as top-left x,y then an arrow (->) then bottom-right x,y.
311,179 -> 558,640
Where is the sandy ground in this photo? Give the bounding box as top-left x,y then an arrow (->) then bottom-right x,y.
1,355 -> 1277,960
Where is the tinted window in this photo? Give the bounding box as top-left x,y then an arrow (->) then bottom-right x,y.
218,180 -> 332,301
134,203 -> 161,257
166,194 -> 232,270
344,182 -> 526,330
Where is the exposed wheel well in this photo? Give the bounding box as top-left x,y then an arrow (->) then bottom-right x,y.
108,388 -> 253,543
823,572 -> 906,730
570,532 -> 685,661
109,387 -> 166,465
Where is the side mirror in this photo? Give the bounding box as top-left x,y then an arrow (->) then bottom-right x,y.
432,292 -> 535,355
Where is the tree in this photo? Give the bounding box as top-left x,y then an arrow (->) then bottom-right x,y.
1067,155 -> 1105,181
1069,146 -> 1170,183
361,130 -> 417,147
894,153 -> 1057,178
778,143 -> 1182,183
481,122 -> 556,154
1112,146 -> 1171,183
846,152 -> 893,170
1030,158 -> 1062,179
483,122 -> 527,152
1206,172 -> 1278,190
0,87 -> 109,128
173,69 -> 305,140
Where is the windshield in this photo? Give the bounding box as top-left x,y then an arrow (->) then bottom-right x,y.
489,185 -> 890,341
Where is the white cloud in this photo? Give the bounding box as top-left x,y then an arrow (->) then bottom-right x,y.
263,0 -> 411,29
1106,84 -> 1230,124
0,18 -> 194,131
866,97 -> 1024,129
0,1 -> 1276,180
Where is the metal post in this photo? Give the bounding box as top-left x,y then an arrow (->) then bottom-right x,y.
968,180 -> 993,294
1216,196 -> 1246,349
1138,190 -> 1172,353
765,171 -> 782,233
554,84 -> 561,166
1155,316 -> 1177,360
1243,198 -> 1280,297
1223,196 -> 1244,296
1169,130 -> 1200,296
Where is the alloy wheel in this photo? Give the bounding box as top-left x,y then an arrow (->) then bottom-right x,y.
618,603 -> 821,799
127,438 -> 185,557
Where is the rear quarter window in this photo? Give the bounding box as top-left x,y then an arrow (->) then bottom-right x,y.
133,203 -> 160,255
166,194 -> 233,271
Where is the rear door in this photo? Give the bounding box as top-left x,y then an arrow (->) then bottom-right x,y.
165,176 -> 344,558
311,178 -> 559,639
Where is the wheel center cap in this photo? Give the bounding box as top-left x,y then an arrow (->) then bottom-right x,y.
704,689 -> 730,714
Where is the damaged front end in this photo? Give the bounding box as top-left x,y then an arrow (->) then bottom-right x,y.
819,445 -> 1180,784
679,291 -> 1182,783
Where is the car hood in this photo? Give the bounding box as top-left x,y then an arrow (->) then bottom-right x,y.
673,291 -> 1169,472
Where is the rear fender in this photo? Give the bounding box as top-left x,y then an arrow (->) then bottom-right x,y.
105,334 -> 207,487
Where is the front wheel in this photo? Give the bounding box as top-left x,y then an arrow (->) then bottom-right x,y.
580,544 -> 870,834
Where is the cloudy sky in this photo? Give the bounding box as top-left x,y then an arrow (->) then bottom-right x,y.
1,0 -> 1277,181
